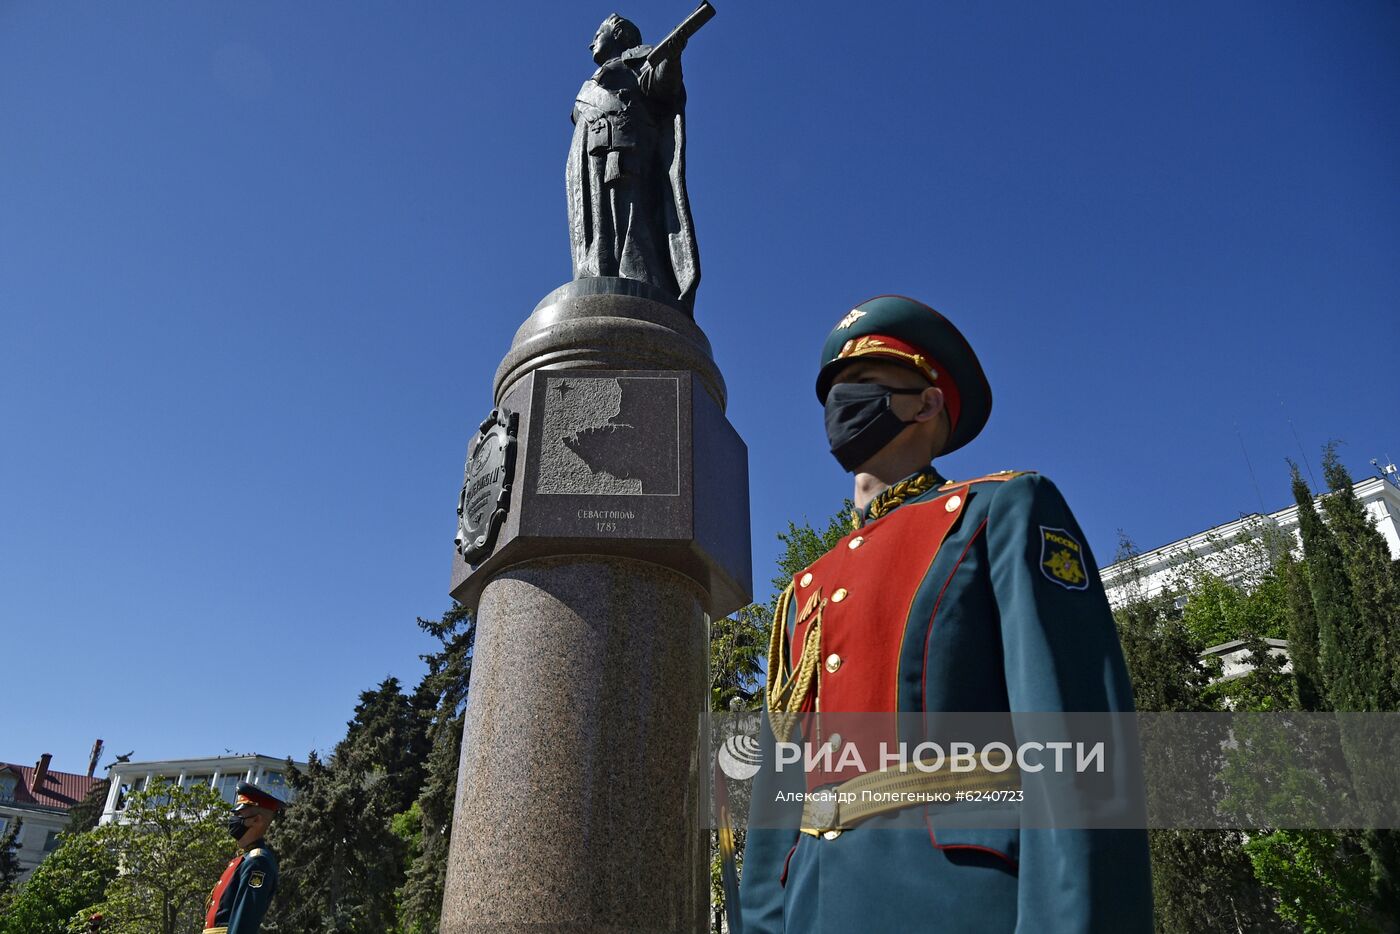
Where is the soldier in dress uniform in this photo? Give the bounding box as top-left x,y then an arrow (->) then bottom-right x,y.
739,295 -> 1153,932
203,781 -> 285,934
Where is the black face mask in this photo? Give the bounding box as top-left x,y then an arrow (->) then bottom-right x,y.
227,813 -> 251,842
824,383 -> 925,472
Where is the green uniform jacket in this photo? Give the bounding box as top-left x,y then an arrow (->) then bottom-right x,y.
740,470 -> 1152,933
204,841 -> 278,934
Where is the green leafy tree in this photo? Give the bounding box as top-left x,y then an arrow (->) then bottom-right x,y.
1181,571 -> 1291,649
711,604 -> 767,712
75,778 -> 235,934
397,603 -> 476,934
1244,831 -> 1377,933
0,831 -> 116,934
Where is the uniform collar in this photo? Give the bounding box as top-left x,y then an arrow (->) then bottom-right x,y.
854,465 -> 946,528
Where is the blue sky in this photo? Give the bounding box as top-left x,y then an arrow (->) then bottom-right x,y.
3,1 -> 1397,775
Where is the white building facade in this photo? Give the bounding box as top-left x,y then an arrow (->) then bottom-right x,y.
1098,475 -> 1400,680
1099,476 -> 1400,609
98,753 -> 305,825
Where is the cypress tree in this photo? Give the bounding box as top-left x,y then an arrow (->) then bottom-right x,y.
63,779 -> 110,835
398,603 -> 475,934
1110,538 -> 1287,932
1280,552 -> 1326,712
1290,463 -> 1358,710
1317,447 -> 1400,711
1314,448 -> 1400,921
265,677 -> 428,933
342,677 -> 431,816
0,818 -> 22,902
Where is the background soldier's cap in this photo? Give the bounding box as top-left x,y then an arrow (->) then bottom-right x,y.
234,781 -> 288,813
815,294 -> 992,455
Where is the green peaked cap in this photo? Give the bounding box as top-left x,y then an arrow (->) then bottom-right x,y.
816,294 -> 992,455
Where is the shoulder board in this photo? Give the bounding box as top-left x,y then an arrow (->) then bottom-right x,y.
246,848 -> 268,859
941,469 -> 1035,488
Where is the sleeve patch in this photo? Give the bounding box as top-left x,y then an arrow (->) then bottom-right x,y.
249,870 -> 265,888
1039,526 -> 1088,590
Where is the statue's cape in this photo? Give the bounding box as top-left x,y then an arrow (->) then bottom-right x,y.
566,45 -> 700,307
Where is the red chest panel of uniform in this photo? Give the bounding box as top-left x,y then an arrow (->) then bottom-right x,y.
791,488 -> 968,785
206,854 -> 243,926
791,487 -> 968,712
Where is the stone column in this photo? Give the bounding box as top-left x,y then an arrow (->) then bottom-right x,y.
440,279 -> 751,934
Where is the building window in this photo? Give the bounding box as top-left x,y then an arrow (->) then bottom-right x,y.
145,778 -> 173,807
43,831 -> 59,852
217,774 -> 241,805
263,771 -> 285,790
0,816 -> 10,836
182,774 -> 214,791
0,775 -> 16,802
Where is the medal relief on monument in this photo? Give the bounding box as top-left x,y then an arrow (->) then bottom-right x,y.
455,407 -> 518,565
536,374 -> 680,496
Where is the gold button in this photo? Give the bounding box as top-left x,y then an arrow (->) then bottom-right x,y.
831,588 -> 848,603
945,495 -> 962,512
799,572 -> 813,587
822,829 -> 843,840
847,536 -> 864,550
825,653 -> 842,673
828,732 -> 842,749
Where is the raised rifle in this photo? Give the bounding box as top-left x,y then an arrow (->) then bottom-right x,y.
645,1 -> 716,68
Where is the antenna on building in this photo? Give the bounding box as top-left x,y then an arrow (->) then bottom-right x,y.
1236,424 -> 1267,514
1371,457 -> 1400,491
1281,401 -> 1317,489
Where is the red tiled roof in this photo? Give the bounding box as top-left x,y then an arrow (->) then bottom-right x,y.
0,763 -> 101,813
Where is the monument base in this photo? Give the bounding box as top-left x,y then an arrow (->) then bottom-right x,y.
440,556 -> 709,933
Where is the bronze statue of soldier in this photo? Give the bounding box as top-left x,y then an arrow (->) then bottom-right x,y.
566,5 -> 714,310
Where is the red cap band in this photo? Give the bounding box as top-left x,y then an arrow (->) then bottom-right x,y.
235,787 -> 284,812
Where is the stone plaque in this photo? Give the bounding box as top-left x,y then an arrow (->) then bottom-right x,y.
536,374 -> 680,496
455,406 -> 518,565
522,370 -> 690,541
